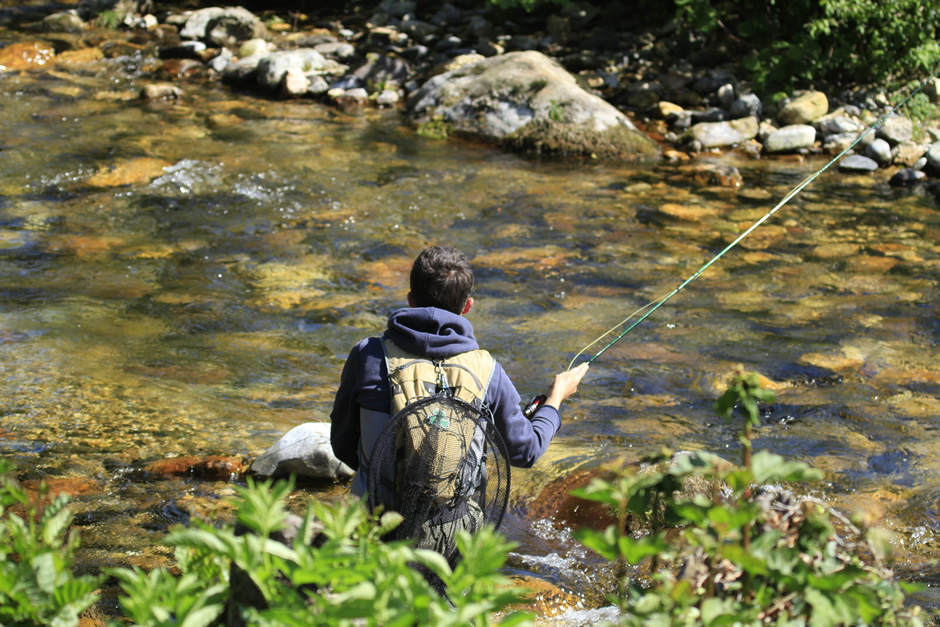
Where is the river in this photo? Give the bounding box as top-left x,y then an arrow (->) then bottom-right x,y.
0,15 -> 938,622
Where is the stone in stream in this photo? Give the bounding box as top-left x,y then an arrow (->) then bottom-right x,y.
251,422 -> 354,480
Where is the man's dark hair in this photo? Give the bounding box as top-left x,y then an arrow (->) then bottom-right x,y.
410,246 -> 474,314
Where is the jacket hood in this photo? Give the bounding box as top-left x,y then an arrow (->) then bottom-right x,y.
384,307 -> 479,358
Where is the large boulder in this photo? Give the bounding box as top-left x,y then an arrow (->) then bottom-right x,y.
251,422 -> 354,480
407,50 -> 660,161
178,6 -> 267,47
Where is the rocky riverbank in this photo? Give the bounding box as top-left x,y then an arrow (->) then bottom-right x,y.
5,0 -> 940,192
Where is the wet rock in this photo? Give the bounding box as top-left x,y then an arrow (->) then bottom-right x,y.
85,156 -> 171,187
140,83 -> 183,100
526,467 -> 617,531
159,58 -> 204,80
251,422 -> 354,480
657,202 -> 718,221
256,49 -> 328,90
143,455 -> 248,479
41,10 -> 86,33
838,154 -> 879,173
683,116 -> 758,149
763,124 -> 816,153
157,41 -> 206,60
678,163 -> 743,188
889,168 -> 926,187
506,575 -> 586,618
777,90 -> 829,125
55,47 -> 104,67
0,40 -> 56,71
407,50 -> 660,161
799,352 -> 864,371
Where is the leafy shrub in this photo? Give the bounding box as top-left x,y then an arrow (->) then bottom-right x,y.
0,459 -> 104,627
571,371 -> 927,626
109,477 -> 533,626
670,0 -> 940,94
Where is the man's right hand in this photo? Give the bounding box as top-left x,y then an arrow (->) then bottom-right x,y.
542,362 -> 589,410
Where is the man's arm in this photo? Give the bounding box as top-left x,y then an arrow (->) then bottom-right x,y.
330,347 -> 363,470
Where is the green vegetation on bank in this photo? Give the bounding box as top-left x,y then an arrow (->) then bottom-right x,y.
2,371 -> 932,625
486,0 -> 940,95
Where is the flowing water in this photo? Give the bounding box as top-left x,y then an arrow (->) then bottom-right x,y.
1,20 -> 938,620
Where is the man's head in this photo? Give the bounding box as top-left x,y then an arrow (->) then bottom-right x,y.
408,246 -> 474,315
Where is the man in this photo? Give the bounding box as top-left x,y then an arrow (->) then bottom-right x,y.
330,245 -> 589,498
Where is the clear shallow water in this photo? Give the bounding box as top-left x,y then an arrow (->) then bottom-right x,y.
1,21 -> 938,617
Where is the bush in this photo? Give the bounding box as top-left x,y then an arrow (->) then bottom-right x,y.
670,0 -> 940,94
0,459 -> 104,627
571,371 -> 928,626
109,477 -> 533,626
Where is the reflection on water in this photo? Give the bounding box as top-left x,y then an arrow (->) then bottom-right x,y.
0,25 -> 938,616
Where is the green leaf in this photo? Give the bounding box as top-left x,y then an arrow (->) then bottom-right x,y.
617,533 -> 668,564
33,552 -> 57,593
751,450 -> 822,484
572,527 -> 618,561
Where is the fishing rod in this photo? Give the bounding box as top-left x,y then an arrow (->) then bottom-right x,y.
523,70 -> 939,418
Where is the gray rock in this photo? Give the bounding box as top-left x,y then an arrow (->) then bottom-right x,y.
763,124 -> 816,153
179,6 -> 267,47
838,154 -> 879,172
717,83 -> 735,108
924,142 -> 940,175
888,168 -> 926,187
877,115 -> 913,145
352,54 -> 411,89
41,10 -> 86,33
207,47 -> 233,74
407,50 -> 660,160
257,49 -> 329,91
221,53 -> 264,87
729,93 -> 761,119
314,41 -> 356,59
251,422 -> 354,479
684,116 -> 759,149
865,138 -> 892,166
815,112 -> 861,136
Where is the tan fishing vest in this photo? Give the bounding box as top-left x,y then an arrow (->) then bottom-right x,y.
383,339 -> 496,412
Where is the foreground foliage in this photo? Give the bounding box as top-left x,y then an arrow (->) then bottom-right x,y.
0,459 -> 104,627
109,477 -> 532,626
572,371 -> 928,626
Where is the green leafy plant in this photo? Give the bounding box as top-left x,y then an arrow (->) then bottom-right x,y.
109,477 -> 532,626
669,0 -> 940,94
571,371 -> 926,626
0,459 -> 105,627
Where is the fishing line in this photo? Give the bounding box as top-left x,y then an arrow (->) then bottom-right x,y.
570,69 -> 940,370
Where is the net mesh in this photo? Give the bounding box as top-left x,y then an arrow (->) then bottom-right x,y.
367,394 -> 510,568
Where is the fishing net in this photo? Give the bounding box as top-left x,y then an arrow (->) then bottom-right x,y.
367,394 -> 510,571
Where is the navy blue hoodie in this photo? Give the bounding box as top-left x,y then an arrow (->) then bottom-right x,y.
330,307 -> 561,493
